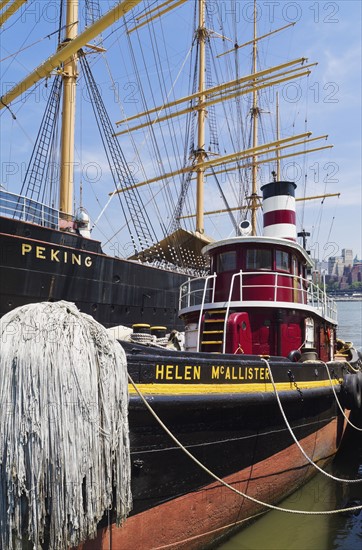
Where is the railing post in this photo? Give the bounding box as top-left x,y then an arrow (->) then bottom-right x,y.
222,271 -> 241,354
274,273 -> 278,301
211,272 -> 216,302
197,274 -> 215,353
322,271 -> 327,316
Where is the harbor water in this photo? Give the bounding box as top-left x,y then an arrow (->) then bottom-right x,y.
218,300 -> 362,550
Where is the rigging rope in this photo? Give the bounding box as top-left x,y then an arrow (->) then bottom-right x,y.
0,302 -> 131,550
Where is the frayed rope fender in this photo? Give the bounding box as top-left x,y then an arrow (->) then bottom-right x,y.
0,301 -> 131,550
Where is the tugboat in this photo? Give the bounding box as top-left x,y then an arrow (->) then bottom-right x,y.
1,2 -> 361,549
81,178 -> 361,550
1,180 -> 361,550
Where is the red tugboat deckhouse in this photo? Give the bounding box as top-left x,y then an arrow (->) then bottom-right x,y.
179,181 -> 337,362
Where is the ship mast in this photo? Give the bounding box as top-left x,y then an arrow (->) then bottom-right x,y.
276,91 -> 281,179
250,0 -> 259,235
59,0 -> 79,218
195,0 -> 207,234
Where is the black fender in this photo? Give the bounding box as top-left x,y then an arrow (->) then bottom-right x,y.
342,373 -> 362,410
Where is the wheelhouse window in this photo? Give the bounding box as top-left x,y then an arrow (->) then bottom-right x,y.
276,250 -> 290,272
217,250 -> 236,272
246,249 -> 272,270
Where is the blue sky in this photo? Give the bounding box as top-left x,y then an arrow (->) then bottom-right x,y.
0,0 -> 361,260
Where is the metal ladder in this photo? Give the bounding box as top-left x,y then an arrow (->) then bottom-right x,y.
200,309 -> 227,353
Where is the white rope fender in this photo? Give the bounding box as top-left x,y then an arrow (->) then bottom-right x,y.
0,302 -> 132,550
128,373 -> 362,516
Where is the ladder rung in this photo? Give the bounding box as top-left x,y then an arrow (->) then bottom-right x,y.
201,340 -> 223,345
203,330 -> 224,334
207,309 -> 226,314
205,319 -> 225,323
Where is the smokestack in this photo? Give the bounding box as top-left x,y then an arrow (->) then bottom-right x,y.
261,181 -> 297,241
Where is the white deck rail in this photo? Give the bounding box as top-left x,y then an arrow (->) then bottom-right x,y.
0,190 -> 59,229
179,270 -> 338,323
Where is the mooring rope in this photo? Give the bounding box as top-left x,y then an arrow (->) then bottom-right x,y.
296,359 -> 362,432
346,360 -> 362,373
0,302 -> 132,550
130,332 -> 156,344
260,357 -> 362,483
323,361 -> 362,432
128,373 -> 362,516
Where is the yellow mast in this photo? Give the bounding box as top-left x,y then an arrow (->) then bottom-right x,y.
0,0 -> 144,110
114,59 -> 313,134
0,0 -> 27,27
59,0 -> 78,217
195,0 -> 207,234
276,91 -> 280,179
111,132 -> 329,193
177,193 -> 340,220
250,0 -> 259,235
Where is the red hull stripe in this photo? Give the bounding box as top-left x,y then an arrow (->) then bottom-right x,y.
263,210 -> 296,226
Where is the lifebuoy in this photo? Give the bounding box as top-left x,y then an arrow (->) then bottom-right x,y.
342,373 -> 362,410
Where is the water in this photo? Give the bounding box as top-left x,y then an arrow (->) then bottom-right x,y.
218,301 -> 362,550
336,300 -> 362,351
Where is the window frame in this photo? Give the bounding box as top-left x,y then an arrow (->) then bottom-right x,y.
276,249 -> 290,273
216,250 -> 237,273
245,248 -> 272,271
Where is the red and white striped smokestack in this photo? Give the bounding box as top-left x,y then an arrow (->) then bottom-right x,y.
261,181 -> 297,241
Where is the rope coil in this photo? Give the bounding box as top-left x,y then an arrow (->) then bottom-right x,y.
0,302 -> 132,550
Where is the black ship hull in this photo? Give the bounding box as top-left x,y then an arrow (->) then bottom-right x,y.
78,342 -> 352,550
0,217 -> 188,329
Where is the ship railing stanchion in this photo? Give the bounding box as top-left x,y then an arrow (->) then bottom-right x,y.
274,272 -> 278,301
222,270 -> 242,354
323,271 -> 327,316
300,274 -> 304,303
211,273 -> 216,302
197,273 -> 216,352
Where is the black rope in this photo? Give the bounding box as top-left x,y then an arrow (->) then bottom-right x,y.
79,54 -> 158,252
